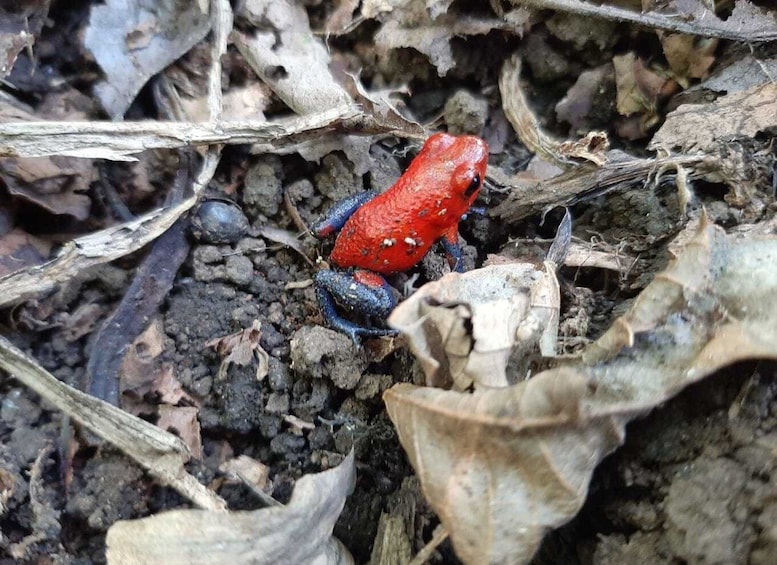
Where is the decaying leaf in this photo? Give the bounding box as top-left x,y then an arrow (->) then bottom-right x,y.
660,34 -> 717,87
649,82 -> 777,153
0,0 -> 49,79
511,0 -> 777,42
106,452 -> 356,565
157,406 -> 202,460
500,54 -> 609,167
84,0 -> 210,118
0,97 -> 94,220
0,229 -> 51,277
206,319 -> 270,381
388,262 -> 559,390
234,0 -> 351,115
385,217 -> 777,564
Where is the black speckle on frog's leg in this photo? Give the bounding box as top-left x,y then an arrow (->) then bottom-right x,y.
417,208 -> 429,218
314,269 -> 398,344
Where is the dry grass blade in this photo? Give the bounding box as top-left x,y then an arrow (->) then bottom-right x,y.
0,336 -> 226,511
0,196 -> 195,308
512,0 -> 777,42
0,106 -> 360,160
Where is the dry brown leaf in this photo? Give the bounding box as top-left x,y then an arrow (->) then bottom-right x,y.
0,1 -> 48,79
84,0 -> 211,118
206,319 -> 270,381
106,452 -> 356,565
1,156 -> 93,220
234,0 -> 352,114
649,82 -> 777,153
388,262 -> 560,390
158,406 -> 202,460
0,229 -> 51,277
363,0 -> 515,76
385,217 -> 777,564
120,320 -> 196,415
660,34 -> 717,86
613,52 -> 671,118
219,455 -> 270,494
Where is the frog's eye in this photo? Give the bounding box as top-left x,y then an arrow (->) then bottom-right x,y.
464,174 -> 481,198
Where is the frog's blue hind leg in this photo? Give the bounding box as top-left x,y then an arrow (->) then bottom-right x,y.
311,191 -> 379,238
314,269 -> 398,344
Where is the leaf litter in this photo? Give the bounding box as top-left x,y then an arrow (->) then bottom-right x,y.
1,0 -> 777,564
385,216 -> 777,564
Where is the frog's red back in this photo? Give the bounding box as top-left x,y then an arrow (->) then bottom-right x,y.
330,133 -> 489,274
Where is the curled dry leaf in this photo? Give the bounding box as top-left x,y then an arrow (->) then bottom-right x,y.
106,452 -> 356,565
205,319 -> 270,381
157,406 -> 202,460
234,0 -> 351,114
384,217 -> 777,564
388,262 -> 560,390
84,0 -> 210,118
649,82 -> 777,153
500,54 -> 609,167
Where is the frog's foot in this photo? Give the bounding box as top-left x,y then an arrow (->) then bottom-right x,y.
314,269 -> 398,344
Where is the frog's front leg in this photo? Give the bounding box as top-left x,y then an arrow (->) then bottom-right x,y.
314,269 -> 398,343
440,226 -> 466,273
311,190 -> 379,238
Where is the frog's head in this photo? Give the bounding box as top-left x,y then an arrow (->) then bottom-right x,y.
420,132 -> 489,209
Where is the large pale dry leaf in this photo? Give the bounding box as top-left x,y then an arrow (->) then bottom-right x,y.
649,82 -> 777,152
106,452 -> 356,565
388,262 -> 560,390
385,217 -> 777,564
234,0 -> 420,174
234,0 -> 351,115
84,0 -> 210,118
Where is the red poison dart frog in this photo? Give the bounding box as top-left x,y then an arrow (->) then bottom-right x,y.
312,133 -> 489,343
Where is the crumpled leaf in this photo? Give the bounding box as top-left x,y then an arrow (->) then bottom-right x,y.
205,319 -> 270,381
649,82 -> 777,153
0,228 -> 51,277
0,0 -> 49,79
365,0 -> 513,76
660,34 -> 717,87
106,451 -> 356,565
384,217 -> 777,565
84,0 -> 210,118
0,97 -> 93,220
388,262 -> 560,390
234,0 -> 407,174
